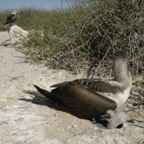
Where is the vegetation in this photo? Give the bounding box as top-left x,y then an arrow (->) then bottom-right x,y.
0,11 -> 9,30
0,0 -> 143,76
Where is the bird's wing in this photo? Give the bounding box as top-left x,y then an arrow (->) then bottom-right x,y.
7,14 -> 15,21
5,14 -> 17,25
51,79 -> 122,94
51,81 -> 70,88
36,83 -> 117,119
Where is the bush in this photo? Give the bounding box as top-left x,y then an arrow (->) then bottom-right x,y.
20,0 -> 143,76
0,11 -> 11,30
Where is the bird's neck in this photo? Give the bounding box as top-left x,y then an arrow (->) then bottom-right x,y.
113,63 -> 132,88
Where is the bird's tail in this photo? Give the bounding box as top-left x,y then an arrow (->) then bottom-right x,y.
33,84 -> 55,99
23,89 -> 48,100
24,85 -> 62,104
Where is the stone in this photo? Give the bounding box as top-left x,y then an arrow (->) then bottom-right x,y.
2,25 -> 29,46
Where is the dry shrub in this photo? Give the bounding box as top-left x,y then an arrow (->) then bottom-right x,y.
22,0 -> 144,77
47,0 -> 144,77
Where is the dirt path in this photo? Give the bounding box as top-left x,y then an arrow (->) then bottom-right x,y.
0,32 -> 143,144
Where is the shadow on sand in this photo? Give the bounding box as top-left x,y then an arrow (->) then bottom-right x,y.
19,97 -> 120,129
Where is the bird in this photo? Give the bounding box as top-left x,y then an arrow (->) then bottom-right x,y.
24,51 -> 132,128
4,11 -> 20,27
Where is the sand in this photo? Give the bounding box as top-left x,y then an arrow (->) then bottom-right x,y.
0,32 -> 143,144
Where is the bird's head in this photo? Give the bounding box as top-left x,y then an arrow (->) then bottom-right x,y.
12,11 -> 17,15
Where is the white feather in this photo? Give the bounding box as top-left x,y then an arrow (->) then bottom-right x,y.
96,77 -> 132,108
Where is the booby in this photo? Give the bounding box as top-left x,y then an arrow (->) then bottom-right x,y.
24,51 -> 132,128
4,11 -> 18,26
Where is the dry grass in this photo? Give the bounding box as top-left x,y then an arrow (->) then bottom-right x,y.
1,0 -> 143,77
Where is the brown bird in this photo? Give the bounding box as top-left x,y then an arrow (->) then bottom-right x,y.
5,11 -> 18,26
24,51 -> 132,128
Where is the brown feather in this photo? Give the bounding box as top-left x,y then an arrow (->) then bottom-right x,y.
34,84 -> 117,119
51,78 -> 122,94
5,14 -> 17,25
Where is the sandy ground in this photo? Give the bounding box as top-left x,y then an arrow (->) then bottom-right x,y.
0,32 -> 143,144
